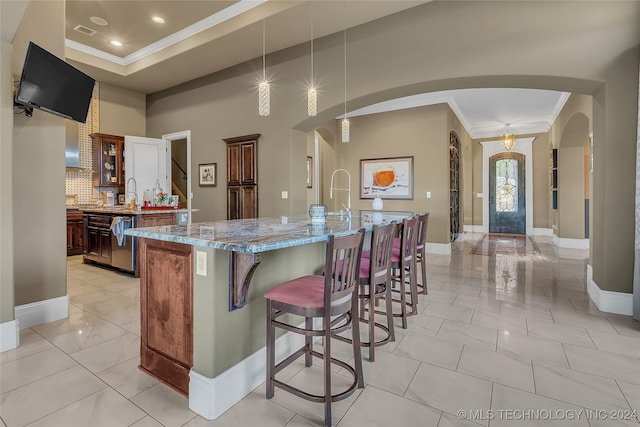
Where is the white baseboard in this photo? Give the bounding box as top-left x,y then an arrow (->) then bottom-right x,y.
552,235 -> 590,249
15,295 -> 69,329
0,320 -> 20,352
530,228 -> 553,236
189,326 -> 305,420
425,242 -> 451,255
586,264 -> 633,315
463,225 -> 486,233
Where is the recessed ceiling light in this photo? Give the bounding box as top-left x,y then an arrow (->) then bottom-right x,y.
152,16 -> 165,24
90,16 -> 108,26
109,40 -> 123,47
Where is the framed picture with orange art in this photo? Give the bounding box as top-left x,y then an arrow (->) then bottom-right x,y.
360,156 -> 413,199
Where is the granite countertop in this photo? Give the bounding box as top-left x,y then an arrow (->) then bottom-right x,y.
125,210 -> 414,254
77,206 -> 191,215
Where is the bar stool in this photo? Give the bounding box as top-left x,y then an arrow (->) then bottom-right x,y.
264,230 -> 365,427
390,216 -> 419,329
415,212 -> 429,295
358,221 -> 396,362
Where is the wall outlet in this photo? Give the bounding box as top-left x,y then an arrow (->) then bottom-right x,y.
281,191 -> 288,199
477,193 -> 484,198
196,251 -> 207,276
426,191 -> 431,198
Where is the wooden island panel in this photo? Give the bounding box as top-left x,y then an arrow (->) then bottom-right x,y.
139,237 -> 193,396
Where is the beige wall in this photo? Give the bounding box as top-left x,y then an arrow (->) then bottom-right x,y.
99,82 -> 146,136
11,0 -> 67,306
146,1 -> 639,293
532,133 -> 552,230
558,146 -> 586,239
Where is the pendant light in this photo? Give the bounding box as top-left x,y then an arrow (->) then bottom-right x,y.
258,19 -> 270,116
307,19 -> 317,116
501,123 -> 515,151
341,29 -> 349,143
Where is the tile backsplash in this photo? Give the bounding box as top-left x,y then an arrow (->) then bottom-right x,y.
65,83 -> 100,205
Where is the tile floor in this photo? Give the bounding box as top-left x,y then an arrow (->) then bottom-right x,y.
2,233 -> 640,426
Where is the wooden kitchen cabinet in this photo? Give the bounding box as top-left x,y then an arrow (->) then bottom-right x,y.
83,214 -> 112,264
91,133 -> 125,187
66,210 -> 84,256
138,238 -> 193,396
224,134 -> 259,220
137,213 -> 177,228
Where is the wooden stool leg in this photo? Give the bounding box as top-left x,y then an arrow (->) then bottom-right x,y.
420,253 -> 428,294
385,278 -> 396,342
351,297 -> 364,388
305,316 -> 313,367
266,300 -> 275,399
323,316 -> 332,427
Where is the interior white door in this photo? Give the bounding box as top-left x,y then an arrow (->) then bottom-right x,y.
124,135 -> 170,204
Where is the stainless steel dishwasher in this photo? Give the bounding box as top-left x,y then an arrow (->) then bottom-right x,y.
111,215 -> 136,272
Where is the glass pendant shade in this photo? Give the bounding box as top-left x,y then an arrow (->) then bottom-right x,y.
342,118 -> 350,143
307,87 -> 317,116
258,81 -> 270,116
501,124 -> 515,151
501,132 -> 515,151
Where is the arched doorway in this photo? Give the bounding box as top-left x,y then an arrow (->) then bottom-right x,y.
489,152 -> 526,234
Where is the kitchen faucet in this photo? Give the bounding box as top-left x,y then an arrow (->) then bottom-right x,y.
329,169 -> 351,218
126,177 -> 138,208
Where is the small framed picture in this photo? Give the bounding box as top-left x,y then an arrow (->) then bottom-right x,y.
199,163 -> 217,186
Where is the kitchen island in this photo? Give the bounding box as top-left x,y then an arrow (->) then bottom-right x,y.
125,210 -> 413,420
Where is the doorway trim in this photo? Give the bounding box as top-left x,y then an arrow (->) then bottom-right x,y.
481,138 -> 534,234
162,130 -> 192,222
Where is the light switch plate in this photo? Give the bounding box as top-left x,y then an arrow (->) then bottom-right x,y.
196,251 -> 207,276
281,191 -> 288,199
426,191 -> 431,198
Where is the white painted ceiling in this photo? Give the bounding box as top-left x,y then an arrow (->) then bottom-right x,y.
64,0 -> 568,140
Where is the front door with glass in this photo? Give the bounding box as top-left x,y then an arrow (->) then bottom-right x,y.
489,153 -> 525,234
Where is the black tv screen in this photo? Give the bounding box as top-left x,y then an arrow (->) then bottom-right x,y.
14,42 -> 95,123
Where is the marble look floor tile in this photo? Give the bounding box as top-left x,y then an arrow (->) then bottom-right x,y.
438,411 -> 490,427
423,289 -> 458,305
618,381 -> 640,413
359,347 -> 420,396
497,332 -> 569,368
439,283 -> 483,297
550,309 -> 616,333
423,302 -> 475,323
67,283 -> 103,298
490,383 -> 588,426
588,330 -> 640,358
339,385 -> 441,427
182,392 -> 295,427
31,308 -> 108,340
526,320 -> 595,348
130,383 -> 197,427
71,333 -> 140,373
453,294 -> 501,314
129,416 -> 164,427
25,388 -> 146,427
267,364 -> 361,425
587,418 -> 640,426
0,329 -> 53,364
70,289 -> 121,307
394,332 -> 463,370
79,295 -> 139,317
436,320 -> 498,351
121,319 -> 141,336
49,320 -> 129,354
405,313 -> 443,336
0,365 -> 106,427
533,362 -> 631,411
606,315 -> 640,339
97,305 -> 140,326
564,344 -> 640,385
405,363 -> 493,427
283,414 -> 325,427
471,310 -> 528,336
96,356 -> 158,398
457,346 -> 534,393
0,347 -> 77,392
499,303 -> 553,322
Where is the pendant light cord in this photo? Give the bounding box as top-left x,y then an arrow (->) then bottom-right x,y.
310,20 -> 314,84
262,20 -> 266,81
344,29 -> 347,117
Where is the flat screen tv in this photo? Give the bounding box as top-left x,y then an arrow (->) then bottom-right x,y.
14,42 -> 95,123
